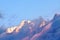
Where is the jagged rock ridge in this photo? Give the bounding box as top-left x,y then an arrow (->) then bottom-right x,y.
0,14 -> 60,40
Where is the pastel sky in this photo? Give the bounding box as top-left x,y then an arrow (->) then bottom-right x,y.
0,0 -> 60,27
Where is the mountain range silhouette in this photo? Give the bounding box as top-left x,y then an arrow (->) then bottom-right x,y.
0,14 -> 60,40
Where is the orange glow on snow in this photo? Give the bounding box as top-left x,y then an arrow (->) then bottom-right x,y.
6,27 -> 16,33
40,21 -> 46,27
16,20 -> 26,32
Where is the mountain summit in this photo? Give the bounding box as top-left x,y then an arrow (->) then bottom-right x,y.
0,14 -> 60,40
53,13 -> 60,20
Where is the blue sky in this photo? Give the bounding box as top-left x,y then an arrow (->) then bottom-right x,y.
0,0 -> 60,27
